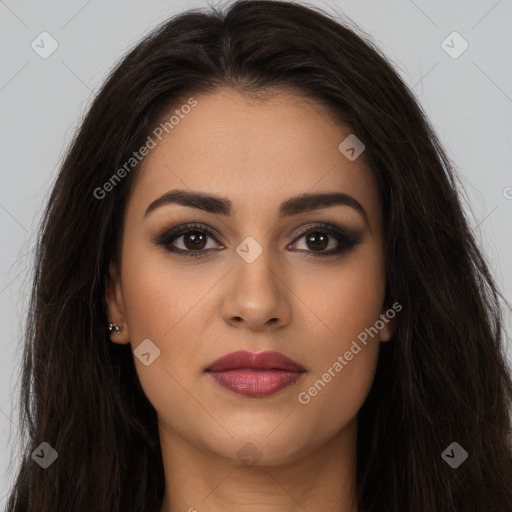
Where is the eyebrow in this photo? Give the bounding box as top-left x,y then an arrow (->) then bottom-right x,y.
144,189 -> 370,228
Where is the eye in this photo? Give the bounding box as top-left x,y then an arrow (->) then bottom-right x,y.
154,222 -> 224,258
154,222 -> 361,258
287,222 -> 361,257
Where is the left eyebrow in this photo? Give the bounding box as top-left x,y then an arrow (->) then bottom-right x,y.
144,189 -> 370,229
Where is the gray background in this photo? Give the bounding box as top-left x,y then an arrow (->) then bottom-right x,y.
1,0 -> 511,505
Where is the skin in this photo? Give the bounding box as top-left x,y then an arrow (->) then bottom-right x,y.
105,87 -> 393,512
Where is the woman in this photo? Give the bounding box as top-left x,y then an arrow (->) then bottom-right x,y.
5,1 -> 512,511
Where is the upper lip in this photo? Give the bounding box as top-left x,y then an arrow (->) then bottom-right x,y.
206,350 -> 306,372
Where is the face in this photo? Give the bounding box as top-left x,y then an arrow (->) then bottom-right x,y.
105,87 -> 393,466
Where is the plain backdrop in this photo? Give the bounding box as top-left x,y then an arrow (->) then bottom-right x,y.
1,0 -> 511,506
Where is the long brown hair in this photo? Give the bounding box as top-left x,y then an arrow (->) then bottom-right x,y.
6,1 -> 512,510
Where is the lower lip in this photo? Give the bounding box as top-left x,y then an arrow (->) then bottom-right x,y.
207,369 -> 305,397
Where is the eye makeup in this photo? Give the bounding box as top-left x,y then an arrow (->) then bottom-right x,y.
152,221 -> 363,259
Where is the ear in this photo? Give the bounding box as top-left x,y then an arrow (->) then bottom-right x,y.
105,261 -> 130,345
378,311 -> 395,343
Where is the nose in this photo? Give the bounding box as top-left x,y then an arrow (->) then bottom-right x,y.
220,244 -> 292,332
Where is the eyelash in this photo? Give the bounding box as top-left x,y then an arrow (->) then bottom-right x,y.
153,222 -> 361,258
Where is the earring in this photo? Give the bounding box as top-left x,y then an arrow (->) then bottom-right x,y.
107,322 -> 122,335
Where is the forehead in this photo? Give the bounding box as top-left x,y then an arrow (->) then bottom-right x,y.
127,87 -> 380,224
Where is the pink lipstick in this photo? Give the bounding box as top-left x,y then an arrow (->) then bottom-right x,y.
205,349 -> 306,398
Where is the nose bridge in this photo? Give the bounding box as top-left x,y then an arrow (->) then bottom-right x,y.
229,204 -> 277,270
222,231 -> 291,328
233,232 -> 281,292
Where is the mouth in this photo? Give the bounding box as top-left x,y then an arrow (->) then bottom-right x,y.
205,350 -> 306,398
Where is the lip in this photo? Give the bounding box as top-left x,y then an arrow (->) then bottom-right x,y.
205,350 -> 306,398
206,349 -> 305,372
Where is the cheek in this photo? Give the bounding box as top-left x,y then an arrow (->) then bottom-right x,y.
119,243 -> 212,381
291,252 -> 384,423
295,341 -> 379,442
119,253 -> 216,425
293,271 -> 383,432
121,260 -> 212,357
293,248 -> 385,346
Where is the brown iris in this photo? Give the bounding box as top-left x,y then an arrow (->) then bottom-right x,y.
183,231 -> 207,250
305,231 -> 328,251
